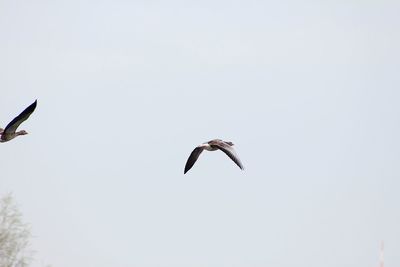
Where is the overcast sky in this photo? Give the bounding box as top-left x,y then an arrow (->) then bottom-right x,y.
1,0 -> 399,266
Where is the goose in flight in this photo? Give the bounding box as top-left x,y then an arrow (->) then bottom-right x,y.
184,139 -> 244,174
0,100 -> 37,143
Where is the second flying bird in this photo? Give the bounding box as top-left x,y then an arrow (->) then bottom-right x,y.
184,139 -> 244,174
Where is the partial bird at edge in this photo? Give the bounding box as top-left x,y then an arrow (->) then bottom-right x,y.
0,100 -> 37,143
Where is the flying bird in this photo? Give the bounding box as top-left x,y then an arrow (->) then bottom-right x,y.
0,100 -> 37,143
184,139 -> 244,174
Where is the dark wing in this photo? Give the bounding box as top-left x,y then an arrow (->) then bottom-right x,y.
215,142 -> 244,170
4,100 -> 37,134
184,146 -> 205,174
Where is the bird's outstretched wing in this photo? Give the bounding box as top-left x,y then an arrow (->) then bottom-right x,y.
4,100 -> 37,134
184,146 -> 205,174
215,142 -> 244,170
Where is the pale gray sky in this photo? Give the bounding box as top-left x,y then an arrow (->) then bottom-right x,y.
1,0 -> 399,266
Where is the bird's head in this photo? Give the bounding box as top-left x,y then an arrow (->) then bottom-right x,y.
17,130 -> 28,136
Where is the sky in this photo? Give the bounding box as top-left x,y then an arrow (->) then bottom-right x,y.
0,0 -> 399,266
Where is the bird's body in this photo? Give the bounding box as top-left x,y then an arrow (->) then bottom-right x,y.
199,143 -> 218,151
0,100 -> 37,143
184,139 -> 244,174
0,129 -> 28,142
